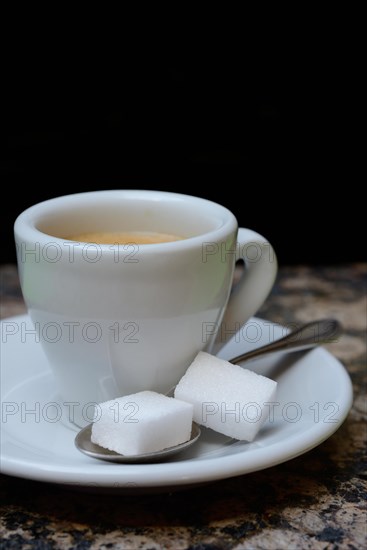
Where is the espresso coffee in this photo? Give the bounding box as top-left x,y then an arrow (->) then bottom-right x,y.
69,231 -> 184,245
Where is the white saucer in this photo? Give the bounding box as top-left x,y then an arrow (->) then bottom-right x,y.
0,315 -> 353,493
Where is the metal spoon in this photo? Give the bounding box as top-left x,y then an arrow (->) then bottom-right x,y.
75,422 -> 201,464
229,318 -> 341,364
75,318 -> 341,463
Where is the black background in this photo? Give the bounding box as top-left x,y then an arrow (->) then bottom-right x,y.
2,57 -> 361,266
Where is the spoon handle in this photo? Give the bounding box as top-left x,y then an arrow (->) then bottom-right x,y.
229,319 -> 342,365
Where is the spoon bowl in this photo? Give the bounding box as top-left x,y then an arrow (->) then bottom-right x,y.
75,422 -> 201,463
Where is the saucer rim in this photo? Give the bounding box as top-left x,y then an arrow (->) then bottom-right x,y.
0,314 -> 353,491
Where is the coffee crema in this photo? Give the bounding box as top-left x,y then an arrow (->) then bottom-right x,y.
68,231 -> 184,245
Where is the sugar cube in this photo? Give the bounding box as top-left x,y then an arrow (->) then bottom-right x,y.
91,391 -> 193,456
174,351 -> 277,441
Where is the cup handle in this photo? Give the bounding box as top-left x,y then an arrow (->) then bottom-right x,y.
213,227 -> 277,353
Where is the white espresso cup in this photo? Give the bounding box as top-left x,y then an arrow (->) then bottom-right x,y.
14,190 -> 277,426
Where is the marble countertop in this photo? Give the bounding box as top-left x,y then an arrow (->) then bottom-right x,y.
1,263 -> 366,549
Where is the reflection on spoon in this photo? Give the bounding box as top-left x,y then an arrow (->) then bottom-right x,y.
75,318 -> 341,463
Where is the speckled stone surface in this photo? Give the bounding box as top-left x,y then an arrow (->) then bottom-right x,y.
1,263 -> 366,549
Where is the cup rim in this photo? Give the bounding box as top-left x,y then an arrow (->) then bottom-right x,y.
14,190 -> 238,254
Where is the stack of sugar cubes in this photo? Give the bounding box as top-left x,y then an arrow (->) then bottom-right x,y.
91,351 -> 277,456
